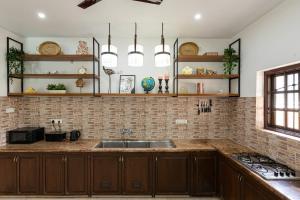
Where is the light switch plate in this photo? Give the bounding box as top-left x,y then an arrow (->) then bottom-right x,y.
176,119 -> 188,125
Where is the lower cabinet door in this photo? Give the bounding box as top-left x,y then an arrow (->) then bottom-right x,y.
42,154 -> 65,195
0,153 -> 17,194
18,153 -> 40,194
241,176 -> 280,200
155,153 -> 189,195
191,151 -> 217,196
123,153 -> 152,195
65,153 -> 88,195
92,153 -> 122,194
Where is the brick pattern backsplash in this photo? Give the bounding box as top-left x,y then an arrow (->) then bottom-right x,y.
17,97 -> 230,140
229,97 -> 300,171
0,97 -> 21,146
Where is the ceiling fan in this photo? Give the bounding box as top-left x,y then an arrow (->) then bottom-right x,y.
78,0 -> 163,9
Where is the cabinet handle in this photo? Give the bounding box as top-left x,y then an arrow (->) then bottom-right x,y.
155,157 -> 158,162
65,157 -> 67,162
194,157 -> 197,161
13,156 -> 16,163
119,156 -> 122,162
15,156 -> 18,163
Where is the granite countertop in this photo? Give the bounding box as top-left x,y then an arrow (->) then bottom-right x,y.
0,139 -> 249,153
0,139 -> 299,200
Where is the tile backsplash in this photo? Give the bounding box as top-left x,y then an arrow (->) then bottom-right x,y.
1,97 -> 230,141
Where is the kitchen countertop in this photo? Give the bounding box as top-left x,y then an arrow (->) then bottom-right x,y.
0,139 -> 299,200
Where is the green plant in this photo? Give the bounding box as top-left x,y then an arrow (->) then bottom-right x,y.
6,47 -> 24,75
223,47 -> 239,74
47,83 -> 66,90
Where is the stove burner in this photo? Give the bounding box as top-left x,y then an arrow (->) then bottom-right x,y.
233,153 -> 300,180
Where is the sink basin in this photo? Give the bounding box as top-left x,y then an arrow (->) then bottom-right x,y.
95,140 -> 176,148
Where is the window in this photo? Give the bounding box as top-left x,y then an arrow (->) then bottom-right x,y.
264,64 -> 300,138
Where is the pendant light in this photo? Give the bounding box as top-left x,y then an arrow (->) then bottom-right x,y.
155,23 -> 171,67
101,23 -> 118,68
128,23 -> 144,67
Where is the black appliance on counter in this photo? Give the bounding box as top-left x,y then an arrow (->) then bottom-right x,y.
45,131 -> 67,142
7,127 -> 44,144
233,152 -> 300,180
70,130 -> 81,141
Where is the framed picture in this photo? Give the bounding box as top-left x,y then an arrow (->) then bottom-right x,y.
119,75 -> 136,94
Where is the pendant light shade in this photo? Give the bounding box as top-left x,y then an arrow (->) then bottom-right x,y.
101,23 -> 118,68
128,23 -> 144,67
155,23 -> 171,67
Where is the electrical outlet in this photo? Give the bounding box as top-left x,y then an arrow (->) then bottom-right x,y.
5,107 -> 15,113
50,119 -> 63,124
176,119 -> 188,125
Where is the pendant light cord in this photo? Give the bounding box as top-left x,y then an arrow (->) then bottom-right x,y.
134,22 -> 137,52
108,23 -> 111,52
161,22 -> 165,52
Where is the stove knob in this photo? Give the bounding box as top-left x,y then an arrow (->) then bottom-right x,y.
279,172 -> 284,177
291,172 -> 296,177
274,172 -> 279,177
286,172 -> 290,177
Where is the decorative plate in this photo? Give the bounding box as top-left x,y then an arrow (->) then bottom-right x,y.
179,42 -> 199,56
38,41 -> 61,55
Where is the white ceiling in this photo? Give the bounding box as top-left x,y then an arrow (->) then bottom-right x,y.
0,0 -> 284,38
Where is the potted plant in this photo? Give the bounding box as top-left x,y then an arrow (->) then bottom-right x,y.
6,47 -> 24,82
223,47 -> 239,74
47,83 -> 67,94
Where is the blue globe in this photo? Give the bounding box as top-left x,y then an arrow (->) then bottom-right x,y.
141,77 -> 155,93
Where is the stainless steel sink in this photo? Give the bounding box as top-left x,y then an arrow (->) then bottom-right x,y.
95,140 -> 176,148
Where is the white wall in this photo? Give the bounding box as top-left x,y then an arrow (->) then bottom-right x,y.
0,26 -> 23,96
23,37 -> 230,94
235,0 -> 300,97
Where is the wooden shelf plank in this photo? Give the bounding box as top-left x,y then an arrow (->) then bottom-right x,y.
95,93 -> 173,97
24,54 -> 99,62
9,74 -> 99,79
177,74 -> 239,79
177,93 -> 239,97
8,93 -> 94,97
175,55 -> 224,62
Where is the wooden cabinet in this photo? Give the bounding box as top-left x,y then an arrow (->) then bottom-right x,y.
92,153 -> 153,195
240,175 -> 280,200
18,153 -> 40,194
42,153 -> 89,195
0,153 -> 18,194
0,153 -> 40,195
190,151 -> 217,196
92,153 -> 122,194
123,153 -> 153,195
42,154 -> 65,195
65,153 -> 89,195
155,153 -> 189,195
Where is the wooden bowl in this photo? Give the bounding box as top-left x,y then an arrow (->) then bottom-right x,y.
38,41 -> 61,55
179,42 -> 199,56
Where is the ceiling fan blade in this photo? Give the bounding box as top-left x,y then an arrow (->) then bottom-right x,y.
132,0 -> 163,5
78,0 -> 103,9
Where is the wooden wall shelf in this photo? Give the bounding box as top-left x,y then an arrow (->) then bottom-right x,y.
177,74 -> 239,79
9,74 -> 99,79
175,55 -> 224,62
8,93 -> 94,97
95,93 -> 174,97
177,93 -> 239,97
24,54 -> 99,62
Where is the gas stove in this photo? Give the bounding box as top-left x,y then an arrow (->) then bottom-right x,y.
233,153 -> 300,180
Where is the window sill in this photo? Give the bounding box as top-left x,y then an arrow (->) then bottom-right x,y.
259,128 -> 300,142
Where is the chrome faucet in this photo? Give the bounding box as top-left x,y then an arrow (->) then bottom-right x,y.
120,128 -> 133,139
